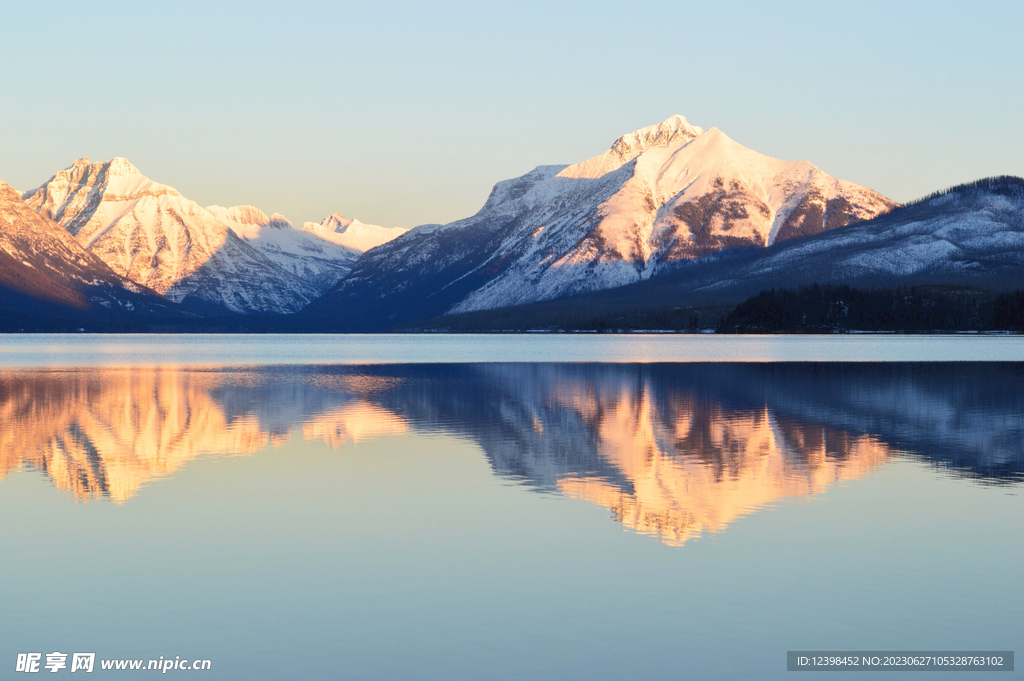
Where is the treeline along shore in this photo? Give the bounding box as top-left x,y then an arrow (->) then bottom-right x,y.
4,284 -> 1023,334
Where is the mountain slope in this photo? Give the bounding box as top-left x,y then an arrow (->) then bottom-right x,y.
420,177 -> 1024,330
0,181 -> 181,320
680,176 -> 1024,296
306,115 -> 895,329
23,158 -> 333,314
206,205 -> 364,298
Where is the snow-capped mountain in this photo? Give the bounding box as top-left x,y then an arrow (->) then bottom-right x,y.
22,158 -> 398,315
306,115 -> 895,328
23,157 -> 308,314
302,213 -> 407,253
432,176 -> 1024,331
0,180 -> 180,319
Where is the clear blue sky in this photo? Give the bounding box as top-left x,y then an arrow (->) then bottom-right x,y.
1,0 -> 1021,228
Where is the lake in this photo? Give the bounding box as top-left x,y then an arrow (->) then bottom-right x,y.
0,336 -> 1021,679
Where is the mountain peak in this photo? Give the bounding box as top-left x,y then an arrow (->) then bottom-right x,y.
316,213 -> 356,233
610,115 -> 704,160
302,213 -> 408,253
267,213 -> 293,229
65,156 -> 141,176
25,157 -> 179,228
106,157 -> 142,177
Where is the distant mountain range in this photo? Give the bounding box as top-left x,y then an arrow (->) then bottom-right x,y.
1,116 -> 1022,331
20,157 -> 404,315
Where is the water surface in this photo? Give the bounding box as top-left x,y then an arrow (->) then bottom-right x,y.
0,353 -> 1020,679
2,332 -> 1024,366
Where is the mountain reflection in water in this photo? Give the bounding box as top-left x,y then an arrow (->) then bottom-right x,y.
1,364 -> 1020,544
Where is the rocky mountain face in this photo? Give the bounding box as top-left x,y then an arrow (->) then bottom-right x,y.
565,176 -> 1024,316
678,176 -> 1024,298
21,158 -> 403,314
0,180 -> 180,320
306,115 -> 895,328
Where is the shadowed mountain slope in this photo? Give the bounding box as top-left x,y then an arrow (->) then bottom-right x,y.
0,181 -> 184,323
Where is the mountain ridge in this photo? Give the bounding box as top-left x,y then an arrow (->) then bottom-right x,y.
304,115 -> 896,328
6,120 -> 1023,332
412,176 -> 1024,331
20,158 -> 405,314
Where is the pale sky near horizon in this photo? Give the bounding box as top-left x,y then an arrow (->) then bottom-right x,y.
1,0 -> 1021,229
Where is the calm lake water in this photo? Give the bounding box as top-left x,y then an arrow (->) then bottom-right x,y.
1,336 -> 1021,679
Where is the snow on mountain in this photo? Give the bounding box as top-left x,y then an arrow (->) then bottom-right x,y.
302,213 -> 408,253
676,176 -> 1024,297
306,115 -> 895,328
453,119 -> 895,313
206,205 -> 362,297
0,180 -> 180,317
22,158 -> 346,314
483,177 -> 1024,325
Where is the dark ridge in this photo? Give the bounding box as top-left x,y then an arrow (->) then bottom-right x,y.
899,175 -> 1024,210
